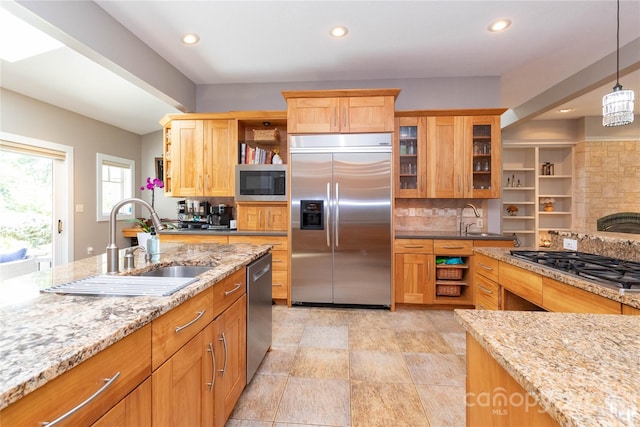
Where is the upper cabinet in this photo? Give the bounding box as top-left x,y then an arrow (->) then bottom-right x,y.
160,114 -> 238,198
395,110 -> 505,199
283,89 -> 399,134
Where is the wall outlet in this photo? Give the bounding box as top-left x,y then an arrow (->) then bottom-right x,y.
476,219 -> 483,228
563,238 -> 578,251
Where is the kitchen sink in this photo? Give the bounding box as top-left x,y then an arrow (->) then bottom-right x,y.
139,265 -> 212,278
465,232 -> 501,237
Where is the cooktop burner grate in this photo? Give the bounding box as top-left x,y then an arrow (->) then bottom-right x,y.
510,250 -> 640,290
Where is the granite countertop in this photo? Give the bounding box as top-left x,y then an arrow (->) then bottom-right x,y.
160,229 -> 287,236
395,230 -> 514,241
455,309 -> 640,427
474,247 -> 640,309
0,242 -> 270,410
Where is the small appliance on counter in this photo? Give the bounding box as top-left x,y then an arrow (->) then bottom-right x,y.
207,204 -> 233,230
177,200 -> 211,229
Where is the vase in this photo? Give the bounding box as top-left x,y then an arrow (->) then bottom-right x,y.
508,211 -> 517,216
137,232 -> 151,249
544,204 -> 554,212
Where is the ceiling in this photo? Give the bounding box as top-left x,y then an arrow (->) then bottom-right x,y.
1,1 -> 639,135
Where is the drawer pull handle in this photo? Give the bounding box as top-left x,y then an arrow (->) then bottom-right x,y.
441,245 -> 464,249
219,333 -> 228,377
273,259 -> 283,263
206,342 -> 216,391
479,263 -> 494,271
175,309 -> 206,333
273,283 -> 283,287
268,242 -> 283,246
41,372 -> 120,426
224,283 -> 243,296
402,245 -> 424,249
478,285 -> 493,294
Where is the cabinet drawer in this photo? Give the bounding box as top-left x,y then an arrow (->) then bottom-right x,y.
433,240 -> 473,255
152,289 -> 214,370
474,274 -> 499,310
229,235 -> 289,251
160,234 -> 228,244
3,325 -> 151,427
500,262 -> 543,306
272,269 -> 288,299
474,253 -> 499,282
271,249 -> 289,271
213,268 -> 246,318
394,239 -> 433,254
542,277 -> 621,314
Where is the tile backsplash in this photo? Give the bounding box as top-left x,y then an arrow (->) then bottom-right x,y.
394,199 -> 487,232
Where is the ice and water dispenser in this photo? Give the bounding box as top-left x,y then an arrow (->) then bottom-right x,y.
300,200 -> 324,230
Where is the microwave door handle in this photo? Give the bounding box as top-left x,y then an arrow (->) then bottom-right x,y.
326,182 -> 331,247
335,182 -> 339,247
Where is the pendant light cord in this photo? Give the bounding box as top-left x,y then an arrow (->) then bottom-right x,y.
616,0 -> 620,86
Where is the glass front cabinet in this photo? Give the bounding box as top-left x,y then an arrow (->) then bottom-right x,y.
467,115 -> 502,199
394,117 -> 427,198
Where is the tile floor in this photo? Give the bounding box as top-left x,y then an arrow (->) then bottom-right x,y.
227,305 -> 467,427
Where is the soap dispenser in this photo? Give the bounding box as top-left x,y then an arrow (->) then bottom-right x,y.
147,226 -> 160,262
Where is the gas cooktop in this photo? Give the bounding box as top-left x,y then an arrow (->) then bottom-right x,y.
510,250 -> 640,291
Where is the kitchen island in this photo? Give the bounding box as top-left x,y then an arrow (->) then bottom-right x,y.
456,309 -> 640,427
0,242 -> 270,419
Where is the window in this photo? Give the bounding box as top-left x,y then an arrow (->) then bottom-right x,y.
97,153 -> 135,221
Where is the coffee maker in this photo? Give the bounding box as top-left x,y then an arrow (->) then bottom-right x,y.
208,204 -> 232,229
177,200 -> 211,229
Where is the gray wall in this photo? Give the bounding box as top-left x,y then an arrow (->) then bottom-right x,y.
1,88 -> 142,260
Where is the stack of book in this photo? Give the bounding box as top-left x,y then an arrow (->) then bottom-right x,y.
239,143 -> 275,164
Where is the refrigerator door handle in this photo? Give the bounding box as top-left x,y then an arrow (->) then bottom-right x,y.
326,182 -> 331,247
335,182 -> 340,247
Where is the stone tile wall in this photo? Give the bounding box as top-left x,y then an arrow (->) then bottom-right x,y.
574,140 -> 640,231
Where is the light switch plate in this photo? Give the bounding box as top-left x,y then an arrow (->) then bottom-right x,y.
563,238 -> 578,251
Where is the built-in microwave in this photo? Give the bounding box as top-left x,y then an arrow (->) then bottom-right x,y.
235,164 -> 287,202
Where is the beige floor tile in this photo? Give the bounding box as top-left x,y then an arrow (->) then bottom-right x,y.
272,305 -> 310,325
424,310 -> 466,333
275,377 -> 351,426
396,331 -> 455,353
272,323 -> 305,348
389,309 -> 437,332
307,308 -> 352,326
300,325 -> 349,349
348,309 -> 393,330
350,350 -> 412,383
441,332 -> 466,355
351,382 -> 430,427
225,420 -> 273,427
348,326 -> 400,351
416,385 -> 466,427
256,346 -> 297,377
290,347 -> 350,379
404,353 -> 466,386
230,374 -> 288,422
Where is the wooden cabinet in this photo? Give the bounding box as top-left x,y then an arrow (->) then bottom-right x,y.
213,294 -> 247,426
93,378 -> 152,427
395,116 -> 427,197
542,277 -> 621,314
623,304 -> 640,315
236,202 -> 288,231
159,234 -> 229,244
433,240 -> 473,305
229,235 -> 289,301
466,333 -> 560,427
164,118 -> 237,197
152,325 -> 215,427
394,110 -> 504,199
473,253 -> 500,310
283,89 -> 398,134
1,325 -> 151,426
500,262 -> 543,307
394,239 -> 434,304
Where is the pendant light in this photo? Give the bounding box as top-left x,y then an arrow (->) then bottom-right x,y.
602,0 -> 635,127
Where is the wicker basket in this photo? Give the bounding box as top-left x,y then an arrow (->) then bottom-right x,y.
436,284 -> 462,296
436,267 -> 463,280
253,129 -> 279,141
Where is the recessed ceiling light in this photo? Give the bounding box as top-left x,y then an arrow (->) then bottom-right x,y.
330,26 -> 349,38
558,108 -> 573,113
181,33 -> 200,45
488,19 -> 512,32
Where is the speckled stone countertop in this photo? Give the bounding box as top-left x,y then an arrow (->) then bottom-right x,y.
455,310 -> 640,427
395,230 -> 514,241
474,247 -> 640,309
0,242 -> 270,410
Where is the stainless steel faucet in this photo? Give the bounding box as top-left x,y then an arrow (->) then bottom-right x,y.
107,197 -> 164,274
460,203 -> 481,234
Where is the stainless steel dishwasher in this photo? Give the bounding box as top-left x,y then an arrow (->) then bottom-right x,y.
246,252 -> 272,383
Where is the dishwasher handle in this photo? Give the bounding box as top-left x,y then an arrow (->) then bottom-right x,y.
252,263 -> 271,282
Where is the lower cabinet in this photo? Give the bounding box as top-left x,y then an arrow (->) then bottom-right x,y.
152,294 -> 247,427
394,239 -> 434,304
93,378 -> 152,427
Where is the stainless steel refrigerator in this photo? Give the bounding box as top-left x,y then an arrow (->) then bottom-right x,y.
290,133 -> 392,306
